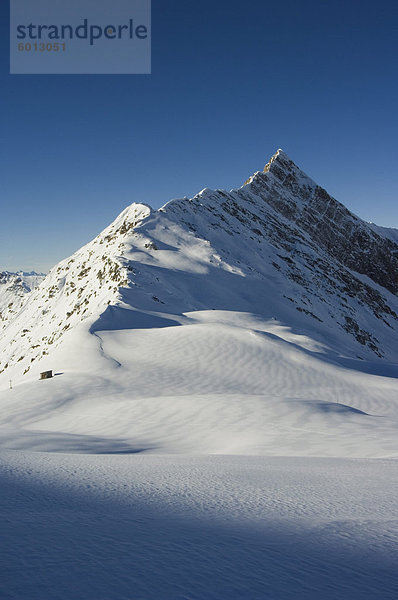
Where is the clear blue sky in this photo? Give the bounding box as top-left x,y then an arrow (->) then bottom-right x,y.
1,0 -> 397,272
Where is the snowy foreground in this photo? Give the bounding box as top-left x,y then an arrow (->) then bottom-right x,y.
1,315 -> 398,599
0,311 -> 398,598
0,452 -> 397,600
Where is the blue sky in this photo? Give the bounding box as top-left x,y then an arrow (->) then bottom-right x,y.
1,0 -> 397,272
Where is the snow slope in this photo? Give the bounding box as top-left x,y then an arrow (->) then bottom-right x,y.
1,309 -> 398,457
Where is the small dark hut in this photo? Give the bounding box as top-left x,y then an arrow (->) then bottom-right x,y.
40,370 -> 53,380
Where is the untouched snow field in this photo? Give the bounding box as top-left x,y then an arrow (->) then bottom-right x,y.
1,452 -> 397,599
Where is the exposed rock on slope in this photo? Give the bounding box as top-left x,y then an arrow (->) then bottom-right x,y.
250,152 -> 398,294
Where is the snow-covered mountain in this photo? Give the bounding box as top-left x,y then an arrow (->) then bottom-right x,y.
0,150 -> 397,457
1,149 -> 397,381
0,271 -> 46,328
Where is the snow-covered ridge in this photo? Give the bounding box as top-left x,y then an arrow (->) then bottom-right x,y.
368,222 -> 398,244
0,150 -> 397,384
0,204 -> 151,378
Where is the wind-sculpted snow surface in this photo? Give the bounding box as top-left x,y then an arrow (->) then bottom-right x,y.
0,452 -> 397,600
1,309 -> 398,457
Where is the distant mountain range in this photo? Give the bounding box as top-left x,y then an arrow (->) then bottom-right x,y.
0,271 -> 46,329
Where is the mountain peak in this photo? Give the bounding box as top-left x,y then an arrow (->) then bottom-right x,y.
243,148 -> 298,186
264,148 -> 287,170
263,148 -> 304,179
